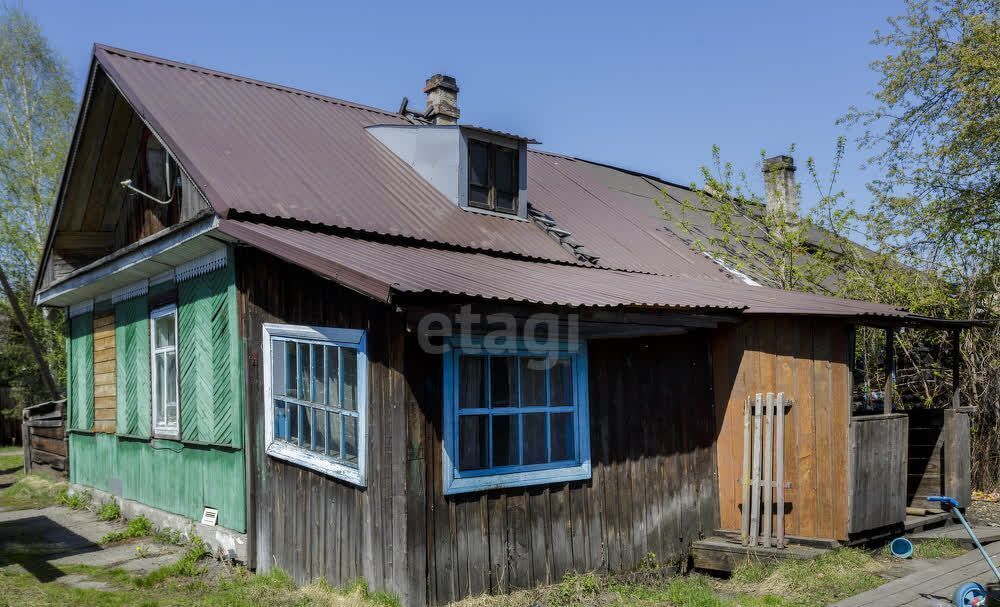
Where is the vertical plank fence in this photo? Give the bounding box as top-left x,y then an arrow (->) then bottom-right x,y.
22,399 -> 68,477
741,392 -> 792,548
847,413 -> 907,534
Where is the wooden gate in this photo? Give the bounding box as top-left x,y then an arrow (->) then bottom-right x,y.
741,392 -> 792,548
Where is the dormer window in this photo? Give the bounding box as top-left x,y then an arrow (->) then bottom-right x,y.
468,140 -> 518,215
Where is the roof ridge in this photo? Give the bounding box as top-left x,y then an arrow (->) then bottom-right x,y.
94,43 -> 404,121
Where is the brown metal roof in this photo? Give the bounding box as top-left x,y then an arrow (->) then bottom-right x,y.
92,45 -> 730,279
218,220 -> 915,320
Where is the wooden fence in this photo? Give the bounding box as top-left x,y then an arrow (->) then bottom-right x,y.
22,399 -> 68,477
847,413 -> 908,534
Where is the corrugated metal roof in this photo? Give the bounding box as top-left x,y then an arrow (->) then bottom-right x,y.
92,45 -> 735,279
218,220 -> 914,320
93,46 -> 581,267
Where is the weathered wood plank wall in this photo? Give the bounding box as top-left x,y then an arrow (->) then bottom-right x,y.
713,318 -> 851,541
405,332 -> 719,606
236,248 -> 409,599
847,414 -> 907,534
22,399 -> 68,477
93,310 -> 116,433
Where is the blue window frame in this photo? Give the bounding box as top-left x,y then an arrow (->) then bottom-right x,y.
442,338 -> 591,494
263,323 -> 367,486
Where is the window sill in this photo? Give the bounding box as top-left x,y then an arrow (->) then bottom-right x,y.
266,441 -> 365,487
444,462 -> 591,495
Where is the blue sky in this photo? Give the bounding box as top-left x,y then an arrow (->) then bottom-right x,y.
28,0 -> 902,213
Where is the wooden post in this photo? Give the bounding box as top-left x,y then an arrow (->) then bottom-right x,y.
750,393 -> 763,547
884,327 -> 896,414
951,327 -> 961,409
741,397 -> 752,545
762,393 -> 774,546
775,392 -> 786,548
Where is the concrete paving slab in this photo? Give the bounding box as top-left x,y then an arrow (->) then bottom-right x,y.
0,503 -> 186,590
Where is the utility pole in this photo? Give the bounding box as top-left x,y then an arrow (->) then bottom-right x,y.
0,264 -> 61,401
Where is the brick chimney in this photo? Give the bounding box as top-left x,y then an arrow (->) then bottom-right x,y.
423,74 -> 459,125
762,155 -> 798,219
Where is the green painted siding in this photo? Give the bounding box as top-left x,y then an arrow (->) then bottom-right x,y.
178,262 -> 242,447
69,247 -> 246,532
68,312 -> 94,431
115,296 -> 151,438
70,432 -> 246,531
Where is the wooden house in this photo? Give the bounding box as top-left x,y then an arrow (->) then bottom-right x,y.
34,46 -> 974,605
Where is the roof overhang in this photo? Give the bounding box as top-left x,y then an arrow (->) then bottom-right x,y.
35,215 -> 231,307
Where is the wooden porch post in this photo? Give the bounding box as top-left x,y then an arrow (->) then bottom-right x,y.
883,327 -> 896,415
951,327 -> 961,409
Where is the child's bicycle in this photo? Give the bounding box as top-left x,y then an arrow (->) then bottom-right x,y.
928,496 -> 1000,606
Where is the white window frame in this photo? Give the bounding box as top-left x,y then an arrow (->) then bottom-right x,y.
442,338 -> 591,495
150,304 -> 180,439
262,323 -> 368,487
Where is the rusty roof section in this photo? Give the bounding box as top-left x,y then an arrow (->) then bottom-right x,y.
219,220 -> 918,320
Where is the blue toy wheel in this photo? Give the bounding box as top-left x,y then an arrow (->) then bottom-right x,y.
953,581 -> 985,606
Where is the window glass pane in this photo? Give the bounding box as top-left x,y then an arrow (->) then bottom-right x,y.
522,413 -> 547,465
274,400 -> 287,440
550,412 -> 575,462
155,353 -> 166,420
288,402 -> 299,444
549,357 -> 574,406
344,415 -> 358,464
326,345 -> 340,407
313,409 -> 326,454
495,148 -> 515,192
458,415 -> 488,471
342,348 -> 358,411
329,412 -> 342,458
495,192 -> 516,213
300,404 -> 312,448
165,351 -> 177,420
469,141 -> 489,186
285,341 -> 298,399
312,344 -> 325,404
519,357 -> 547,406
299,343 -> 311,402
469,185 -> 490,207
459,356 -> 486,408
490,356 -> 517,407
154,313 -> 175,348
492,414 -> 519,467
272,340 -> 286,397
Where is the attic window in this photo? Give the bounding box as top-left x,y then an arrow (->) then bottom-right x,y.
468,140 -> 518,215
140,131 -> 170,201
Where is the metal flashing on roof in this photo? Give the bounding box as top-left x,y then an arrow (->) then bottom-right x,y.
460,125 -> 540,144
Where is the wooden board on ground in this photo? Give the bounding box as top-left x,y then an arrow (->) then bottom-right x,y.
833,541 -> 1000,607
909,524 -> 1000,551
691,536 -> 825,573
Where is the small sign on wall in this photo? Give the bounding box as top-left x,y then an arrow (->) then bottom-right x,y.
201,507 -> 218,527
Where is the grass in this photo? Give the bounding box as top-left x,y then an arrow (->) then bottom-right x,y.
97,500 -> 121,522
0,562 -> 402,607
0,473 -> 67,511
57,488 -> 92,511
909,538 -> 967,559
100,515 -> 153,544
